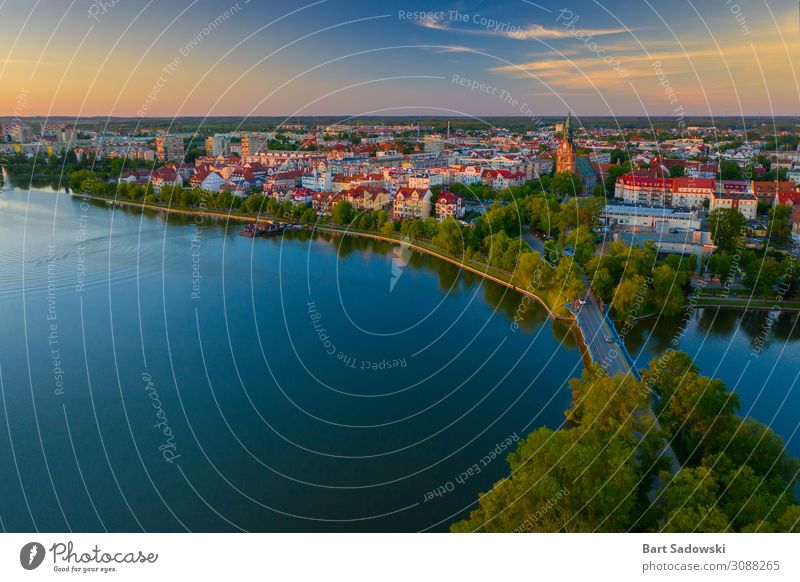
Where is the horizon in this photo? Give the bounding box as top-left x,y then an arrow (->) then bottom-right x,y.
4,115 -> 800,120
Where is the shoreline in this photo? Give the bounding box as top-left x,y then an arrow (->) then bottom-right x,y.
315,225 -> 574,322
54,190 -> 794,357
72,190 -> 595,363
72,191 -> 575,321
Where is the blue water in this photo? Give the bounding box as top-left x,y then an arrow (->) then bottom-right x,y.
628,308 -> 800,464
0,188 -> 583,532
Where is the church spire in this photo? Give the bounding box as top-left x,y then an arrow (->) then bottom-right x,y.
565,111 -> 572,136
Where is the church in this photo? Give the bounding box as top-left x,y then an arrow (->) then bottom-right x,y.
555,112 -> 597,195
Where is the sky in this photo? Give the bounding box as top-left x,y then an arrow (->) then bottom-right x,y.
1,0 -> 799,118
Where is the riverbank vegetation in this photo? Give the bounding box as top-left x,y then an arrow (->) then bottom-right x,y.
586,241 -> 697,319
452,351 -> 800,533
24,166 -> 800,319
325,197 -> 586,316
3,150 -> 153,185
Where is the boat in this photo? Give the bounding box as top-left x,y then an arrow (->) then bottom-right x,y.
239,223 -> 262,237
239,222 -> 289,237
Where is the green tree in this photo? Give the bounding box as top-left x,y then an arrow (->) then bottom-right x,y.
300,207 -> 318,225
720,160 -> 742,180
650,263 -> 686,316
708,208 -> 746,251
669,164 -> 686,178
550,171 -> 581,197
612,274 -> 648,320
526,195 -> 559,235
591,267 -> 615,302
767,204 -> 791,243
331,200 -> 355,225
431,218 -> 464,255
513,251 -> 553,290
743,256 -> 782,295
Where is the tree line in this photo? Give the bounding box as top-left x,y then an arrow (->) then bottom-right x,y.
452,352 -> 799,532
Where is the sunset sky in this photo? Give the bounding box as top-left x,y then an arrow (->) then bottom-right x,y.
1,0 -> 799,118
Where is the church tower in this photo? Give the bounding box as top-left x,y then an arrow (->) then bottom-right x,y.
556,111 -> 577,175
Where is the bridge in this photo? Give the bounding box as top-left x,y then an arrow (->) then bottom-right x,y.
568,284 -> 639,380
521,228 -> 680,485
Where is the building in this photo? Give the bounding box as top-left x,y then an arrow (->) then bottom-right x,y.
150,166 -> 183,192
408,172 -> 444,190
710,191 -> 757,220
575,156 -> 597,194
588,151 -> 612,165
554,112 -> 596,194
199,171 -> 226,192
532,157 -> 554,178
8,122 -> 35,143
423,134 -> 445,152
155,135 -> 184,161
614,174 -> 673,206
618,229 -> 715,256
671,177 -> 714,208
346,186 -> 391,212
312,191 -> 345,216
435,190 -> 465,221
301,167 -> 332,191
205,135 -> 231,156
774,191 -> 800,207
555,112 -> 577,175
265,169 -> 307,190
685,162 -> 717,179
751,180 -> 798,201
601,204 -> 702,231
392,187 -> 432,221
241,133 -> 267,157
287,188 -> 314,206
481,168 -> 523,190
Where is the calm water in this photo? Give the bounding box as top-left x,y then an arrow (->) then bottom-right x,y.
0,187 -> 583,532
628,308 -> 800,463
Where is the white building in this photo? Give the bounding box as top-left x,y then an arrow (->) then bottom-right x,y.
199,171 -> 226,193
408,173 -> 444,190
601,204 -> 702,231
301,168 -> 332,191
709,191 -> 757,220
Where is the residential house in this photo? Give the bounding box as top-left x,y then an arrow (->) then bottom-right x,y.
615,174 -> 673,206
671,177 -> 714,208
791,206 -> 800,242
392,187 -> 432,221
751,181 -> 798,201
435,190 -> 465,221
710,191 -> 757,220
346,186 -> 391,212
199,171 -> 226,192
312,191 -> 345,216
150,167 -> 183,192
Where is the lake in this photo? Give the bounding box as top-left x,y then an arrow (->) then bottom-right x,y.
0,186 -> 582,532
627,306 -> 800,464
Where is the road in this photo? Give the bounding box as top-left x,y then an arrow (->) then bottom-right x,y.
522,228 -> 630,376
574,284 -> 632,377
522,227 -> 681,485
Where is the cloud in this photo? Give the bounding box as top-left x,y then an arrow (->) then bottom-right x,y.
428,45 -> 485,54
485,24 -> 800,114
417,16 -> 627,40
514,23 -> 629,40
